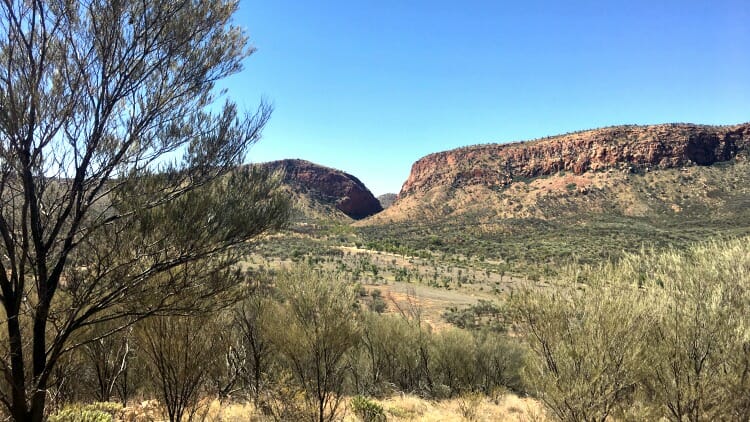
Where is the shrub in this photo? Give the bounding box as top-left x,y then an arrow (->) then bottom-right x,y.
512,282 -> 651,421
511,237 -> 750,421
456,392 -> 484,421
48,402 -> 123,422
369,296 -> 387,313
137,315 -> 223,422
350,395 -> 386,422
271,266 -> 360,422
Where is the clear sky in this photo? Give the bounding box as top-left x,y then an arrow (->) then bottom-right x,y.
219,0 -> 750,196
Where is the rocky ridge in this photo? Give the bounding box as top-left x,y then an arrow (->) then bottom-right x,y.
399,123 -> 750,198
262,159 -> 383,220
377,193 -> 398,209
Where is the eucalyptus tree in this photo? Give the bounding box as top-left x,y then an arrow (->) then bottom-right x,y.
0,0 -> 288,420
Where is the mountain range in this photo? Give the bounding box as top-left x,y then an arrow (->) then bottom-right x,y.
266,122 -> 750,226
255,121 -> 750,269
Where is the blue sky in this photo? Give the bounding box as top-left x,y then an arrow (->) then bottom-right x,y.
219,0 -> 750,195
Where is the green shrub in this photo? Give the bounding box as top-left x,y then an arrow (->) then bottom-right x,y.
350,395 -> 386,422
369,296 -> 387,313
49,402 -> 122,422
430,384 -> 452,399
511,237 -> 750,422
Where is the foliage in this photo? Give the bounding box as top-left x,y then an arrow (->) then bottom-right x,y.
42,238 -> 747,422
48,402 -> 122,422
443,300 -> 507,331
270,266 -> 361,422
512,237 -> 750,421
633,239 -> 750,421
350,310 -> 525,399
137,315 -> 225,422
431,329 -> 477,394
512,282 -> 652,421
0,0 -> 288,419
350,396 -> 387,422
368,289 -> 387,313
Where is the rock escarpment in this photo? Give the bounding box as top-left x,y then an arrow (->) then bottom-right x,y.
263,159 -> 383,220
400,123 -> 750,198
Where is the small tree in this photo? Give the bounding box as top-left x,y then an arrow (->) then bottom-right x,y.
233,293 -> 276,403
431,328 -> 476,394
511,282 -> 653,422
272,266 -> 360,422
636,242 -> 750,421
472,330 -> 526,394
81,324 -> 133,404
138,315 -> 223,422
0,1 -> 288,419
355,312 -> 398,394
357,312 -> 424,394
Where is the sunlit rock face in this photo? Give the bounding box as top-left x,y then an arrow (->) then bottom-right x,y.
399,123 -> 750,197
263,159 -> 383,220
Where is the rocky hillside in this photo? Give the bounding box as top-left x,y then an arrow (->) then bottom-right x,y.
377,193 -> 398,209
401,123 -> 750,196
362,123 -> 750,225
262,159 -> 382,220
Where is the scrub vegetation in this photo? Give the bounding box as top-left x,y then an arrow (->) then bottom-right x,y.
1,0 -> 748,420
32,238 -> 750,421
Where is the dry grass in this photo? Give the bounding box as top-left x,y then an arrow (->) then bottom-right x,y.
118,393 -> 546,421
342,393 -> 546,422
195,400 -> 261,421
119,398 -> 260,421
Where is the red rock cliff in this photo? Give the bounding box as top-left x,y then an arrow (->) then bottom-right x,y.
264,159 -> 383,219
400,123 -> 750,197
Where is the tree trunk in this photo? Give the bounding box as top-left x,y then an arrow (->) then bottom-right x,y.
6,306 -> 31,421
27,304 -> 51,422
10,406 -> 31,422
29,391 -> 46,422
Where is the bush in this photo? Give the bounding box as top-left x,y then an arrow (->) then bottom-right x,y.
512,281 -> 651,421
350,395 -> 386,422
456,392 -> 484,421
369,296 -> 387,313
511,238 -> 750,421
271,266 -> 360,422
48,402 -> 122,422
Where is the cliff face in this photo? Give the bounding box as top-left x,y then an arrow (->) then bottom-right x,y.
400,123 -> 750,197
263,159 -> 383,220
